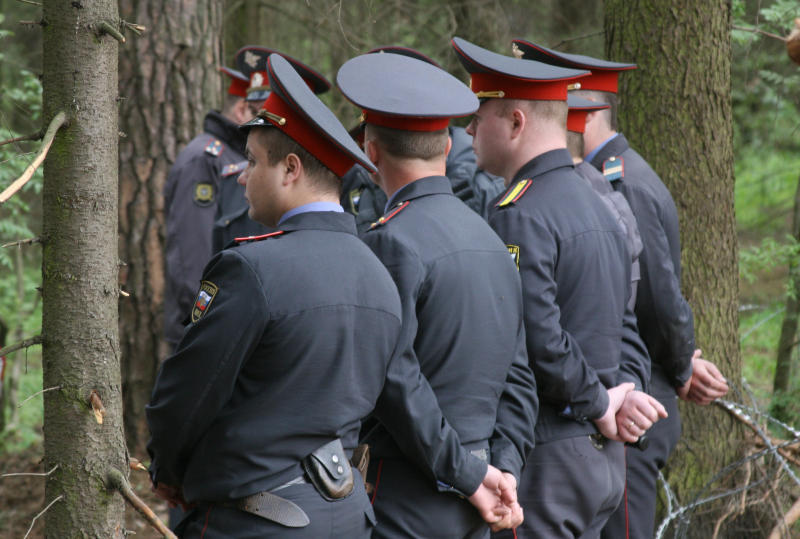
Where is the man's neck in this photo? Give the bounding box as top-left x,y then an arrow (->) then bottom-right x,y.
378,158 -> 445,200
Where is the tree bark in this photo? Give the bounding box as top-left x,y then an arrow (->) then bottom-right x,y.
118,0 -> 223,453
772,175 -> 800,421
41,0 -> 126,536
604,1 -> 743,536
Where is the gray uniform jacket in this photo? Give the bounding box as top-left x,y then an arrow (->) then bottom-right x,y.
489,150 -> 650,444
163,110 -> 246,346
360,176 -> 538,480
147,211 -> 487,502
340,127 -> 505,233
589,134 -> 694,395
575,160 -> 643,309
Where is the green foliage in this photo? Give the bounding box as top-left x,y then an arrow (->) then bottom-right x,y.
739,236 -> 800,284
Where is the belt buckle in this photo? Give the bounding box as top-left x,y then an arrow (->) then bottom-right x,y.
589,433 -> 605,450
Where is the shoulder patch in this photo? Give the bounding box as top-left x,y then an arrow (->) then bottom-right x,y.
222,160 -> 248,177
496,179 -> 532,207
204,138 -> 224,157
193,182 -> 215,206
369,201 -> 409,230
349,188 -> 363,214
603,156 -> 624,181
234,230 -> 285,244
507,245 -> 520,270
191,280 -> 219,323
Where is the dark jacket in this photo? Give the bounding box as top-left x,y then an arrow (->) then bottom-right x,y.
361,176 -> 538,480
489,150 -> 649,443
589,134 -> 694,395
147,211 -> 487,502
163,110 -> 247,346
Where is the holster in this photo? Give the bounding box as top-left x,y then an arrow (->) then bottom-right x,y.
351,443 -> 372,494
301,439 -> 354,502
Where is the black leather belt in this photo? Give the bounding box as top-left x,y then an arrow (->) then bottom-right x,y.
217,487 -> 310,528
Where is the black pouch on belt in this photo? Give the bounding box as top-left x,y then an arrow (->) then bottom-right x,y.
302,439 -> 354,501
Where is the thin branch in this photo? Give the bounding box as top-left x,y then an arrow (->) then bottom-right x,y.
15,0 -> 41,5
1,464 -> 58,479
0,334 -> 42,357
121,20 -> 146,35
0,111 -> 67,205
18,385 -> 61,408
2,237 -> 41,248
97,21 -> 125,43
107,468 -> 177,539
24,495 -> 63,539
733,24 -> 787,42
769,494 -> 800,539
549,31 -> 604,51
0,129 -> 43,148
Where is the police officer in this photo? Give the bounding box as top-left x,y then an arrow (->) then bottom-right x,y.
452,37 -> 666,537
337,51 -> 536,539
211,46 -> 331,252
511,38 -> 730,538
147,53 -> 514,538
162,61 -> 253,350
566,94 -> 642,309
339,46 -> 504,233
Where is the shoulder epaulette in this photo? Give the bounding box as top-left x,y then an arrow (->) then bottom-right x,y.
205,138 -> 224,157
222,160 -> 247,177
496,179 -> 532,207
369,201 -> 409,230
602,156 -> 624,181
234,230 -> 285,244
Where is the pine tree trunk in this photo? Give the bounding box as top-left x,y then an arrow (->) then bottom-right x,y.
41,0 -> 126,535
604,1 -> 743,536
772,175 -> 800,421
118,0 -> 222,453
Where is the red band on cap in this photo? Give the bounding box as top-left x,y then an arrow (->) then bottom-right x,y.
567,109 -> 590,133
260,93 -> 354,177
227,77 -> 249,98
578,71 -> 620,93
470,72 -> 572,101
362,110 -> 450,132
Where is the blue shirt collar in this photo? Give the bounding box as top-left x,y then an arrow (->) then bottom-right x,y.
278,201 -> 344,225
584,132 -> 619,166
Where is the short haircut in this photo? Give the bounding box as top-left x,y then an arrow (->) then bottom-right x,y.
571,90 -> 619,131
566,131 -> 584,160
223,94 -> 242,115
256,127 -> 340,195
366,124 -> 449,161
496,98 -> 568,127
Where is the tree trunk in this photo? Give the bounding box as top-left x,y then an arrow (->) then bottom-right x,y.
41,0 -> 126,536
118,0 -> 223,453
604,1 -> 743,536
772,174 -> 800,422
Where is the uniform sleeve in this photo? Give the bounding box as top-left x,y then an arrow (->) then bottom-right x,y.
146,250 -> 268,487
490,207 -> 609,422
616,302 -> 651,392
163,153 -> 220,334
364,232 -> 487,496
628,186 -> 695,387
488,309 -> 538,481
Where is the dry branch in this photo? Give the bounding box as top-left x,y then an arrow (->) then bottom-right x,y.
18,385 -> 61,408
2,237 -> 41,248
0,464 -> 58,479
97,21 -> 125,43
0,334 -> 42,356
24,495 -> 63,539
769,495 -> 800,539
732,24 -> 787,42
0,130 -> 43,148
0,111 -> 67,205
107,468 -> 177,539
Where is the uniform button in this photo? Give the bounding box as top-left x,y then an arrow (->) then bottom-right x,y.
332,455 -> 339,464
337,465 -> 344,474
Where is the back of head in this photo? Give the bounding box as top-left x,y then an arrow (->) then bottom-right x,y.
366,124 -> 449,162
571,89 -> 619,131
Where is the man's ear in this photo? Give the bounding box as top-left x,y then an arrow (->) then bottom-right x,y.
283,153 -> 303,186
509,107 -> 527,140
365,139 -> 380,167
232,98 -> 251,124
444,135 -> 453,157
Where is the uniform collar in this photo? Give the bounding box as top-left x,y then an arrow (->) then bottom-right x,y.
384,176 -> 453,212
277,209 -> 357,236
512,148 -> 575,184
278,201 -> 343,225
204,110 -> 248,155
588,133 -> 630,170
584,132 -> 619,165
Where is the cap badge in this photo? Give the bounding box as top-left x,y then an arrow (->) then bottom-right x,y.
244,50 -> 259,68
